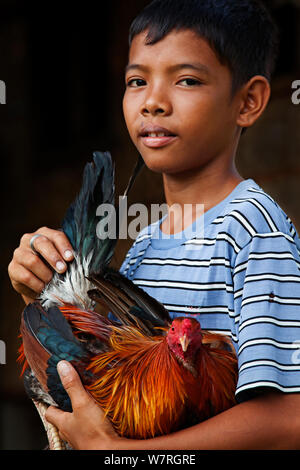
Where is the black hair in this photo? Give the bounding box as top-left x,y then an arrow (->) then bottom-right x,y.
129,0 -> 279,94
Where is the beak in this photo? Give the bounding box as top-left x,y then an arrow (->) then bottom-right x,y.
179,334 -> 190,352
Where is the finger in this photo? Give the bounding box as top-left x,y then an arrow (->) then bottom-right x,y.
57,361 -> 90,410
22,229 -> 74,265
14,249 -> 53,284
45,405 -> 67,428
41,228 -> 74,262
8,260 -> 45,295
25,234 -> 68,274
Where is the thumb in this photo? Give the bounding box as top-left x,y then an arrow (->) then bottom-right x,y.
57,360 -> 89,409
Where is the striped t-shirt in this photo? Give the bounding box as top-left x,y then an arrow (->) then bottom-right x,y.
119,179 -> 300,403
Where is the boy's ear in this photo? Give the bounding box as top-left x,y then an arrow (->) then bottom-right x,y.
236,76 -> 271,129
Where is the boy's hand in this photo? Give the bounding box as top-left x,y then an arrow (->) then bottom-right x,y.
8,227 -> 74,304
45,361 -> 123,450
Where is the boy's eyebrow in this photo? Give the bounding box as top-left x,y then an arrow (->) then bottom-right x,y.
169,63 -> 211,75
125,63 -> 211,75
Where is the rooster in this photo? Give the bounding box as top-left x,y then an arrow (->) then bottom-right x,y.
18,151 -> 238,449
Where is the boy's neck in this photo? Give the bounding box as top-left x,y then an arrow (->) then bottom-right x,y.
161,163 -> 243,235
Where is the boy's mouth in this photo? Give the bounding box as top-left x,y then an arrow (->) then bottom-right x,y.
139,125 -> 178,148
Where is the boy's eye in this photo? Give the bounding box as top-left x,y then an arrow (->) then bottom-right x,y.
178,78 -> 201,87
127,78 -> 147,88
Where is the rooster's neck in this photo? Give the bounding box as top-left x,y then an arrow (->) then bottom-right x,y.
170,348 -> 199,377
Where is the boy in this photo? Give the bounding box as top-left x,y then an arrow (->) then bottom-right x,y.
8,0 -> 300,449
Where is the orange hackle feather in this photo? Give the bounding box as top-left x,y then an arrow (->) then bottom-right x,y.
86,325 -> 188,439
85,324 -> 238,439
17,341 -> 29,376
194,332 -> 238,417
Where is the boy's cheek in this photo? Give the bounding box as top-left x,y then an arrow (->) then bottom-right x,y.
122,103 -> 136,137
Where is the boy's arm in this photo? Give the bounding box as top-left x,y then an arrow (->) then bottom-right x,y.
124,391 -> 300,450
46,361 -> 300,450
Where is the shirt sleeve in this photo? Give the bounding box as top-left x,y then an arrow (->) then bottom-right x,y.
233,231 -> 300,403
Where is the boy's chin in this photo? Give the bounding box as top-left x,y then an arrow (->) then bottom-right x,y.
142,162 -> 180,175
139,154 -> 183,175
141,158 -> 197,176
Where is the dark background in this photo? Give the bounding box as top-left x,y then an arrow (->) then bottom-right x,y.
0,0 -> 299,450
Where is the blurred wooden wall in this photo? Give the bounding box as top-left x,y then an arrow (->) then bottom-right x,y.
0,0 -> 299,449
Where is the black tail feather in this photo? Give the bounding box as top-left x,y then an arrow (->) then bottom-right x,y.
87,267 -> 171,335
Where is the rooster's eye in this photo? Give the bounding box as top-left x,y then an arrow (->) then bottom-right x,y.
171,327 -> 175,331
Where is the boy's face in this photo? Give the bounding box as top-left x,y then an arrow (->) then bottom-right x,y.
123,29 -> 240,175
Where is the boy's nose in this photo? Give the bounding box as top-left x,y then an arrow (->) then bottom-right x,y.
141,91 -> 172,117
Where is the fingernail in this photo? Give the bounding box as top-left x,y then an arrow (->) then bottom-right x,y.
58,361 -> 71,377
56,261 -> 66,272
64,249 -> 73,260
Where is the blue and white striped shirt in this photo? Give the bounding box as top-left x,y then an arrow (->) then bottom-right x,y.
119,179 -> 300,402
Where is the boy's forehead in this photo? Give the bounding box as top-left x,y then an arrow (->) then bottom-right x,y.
127,29 -> 223,73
